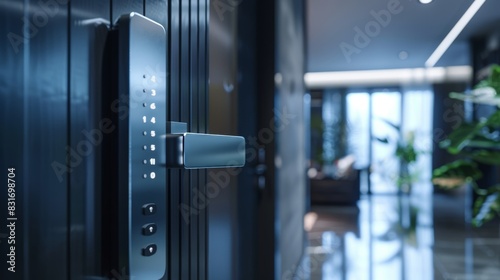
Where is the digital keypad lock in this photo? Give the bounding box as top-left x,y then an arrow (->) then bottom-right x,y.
114,13 -> 168,279
112,13 -> 245,279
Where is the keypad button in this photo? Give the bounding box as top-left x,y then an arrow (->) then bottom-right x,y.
142,203 -> 157,215
142,223 -> 157,236
142,244 -> 157,256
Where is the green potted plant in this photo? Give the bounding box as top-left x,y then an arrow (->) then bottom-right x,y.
432,64 -> 500,226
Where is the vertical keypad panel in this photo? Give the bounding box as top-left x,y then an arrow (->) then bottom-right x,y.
117,13 -> 166,279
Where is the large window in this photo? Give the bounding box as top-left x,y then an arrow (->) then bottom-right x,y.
312,88 -> 434,194
370,91 -> 403,193
346,93 -> 370,168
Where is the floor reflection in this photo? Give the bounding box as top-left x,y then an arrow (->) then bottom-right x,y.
305,186 -> 500,280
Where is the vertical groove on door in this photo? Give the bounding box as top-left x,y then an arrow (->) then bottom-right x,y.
189,0 -> 199,277
198,1 -> 208,279
180,0 -> 191,278
168,0 -> 181,278
66,1 -> 72,279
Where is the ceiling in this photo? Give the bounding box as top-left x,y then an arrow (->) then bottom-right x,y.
307,0 -> 500,72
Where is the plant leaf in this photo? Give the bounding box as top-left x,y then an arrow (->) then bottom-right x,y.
484,109 -> 500,126
379,118 -> 400,132
464,139 -> 500,150
486,65 -> 500,95
441,110 -> 500,154
464,150 -> 500,165
473,192 -> 500,227
396,145 -> 417,163
474,64 -> 500,94
373,136 -> 389,144
440,123 -> 483,154
432,160 -> 482,189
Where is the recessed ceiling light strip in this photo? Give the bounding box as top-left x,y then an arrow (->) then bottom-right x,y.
425,0 -> 486,68
304,66 -> 472,88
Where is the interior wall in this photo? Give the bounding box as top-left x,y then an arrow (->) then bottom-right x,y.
236,0 -> 259,279
236,0 -> 307,279
275,0 -> 307,277
207,2 -> 239,280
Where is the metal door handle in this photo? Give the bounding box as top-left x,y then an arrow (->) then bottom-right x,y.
159,122 -> 245,169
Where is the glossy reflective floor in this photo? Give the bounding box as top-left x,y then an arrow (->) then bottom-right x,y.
303,185 -> 500,280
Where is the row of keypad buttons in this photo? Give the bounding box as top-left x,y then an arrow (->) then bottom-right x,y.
141,203 -> 157,256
